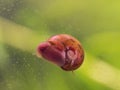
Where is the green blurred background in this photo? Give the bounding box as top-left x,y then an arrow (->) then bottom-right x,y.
0,0 -> 120,90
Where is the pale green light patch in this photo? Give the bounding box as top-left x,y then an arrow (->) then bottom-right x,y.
89,60 -> 120,90
76,53 -> 120,90
0,17 -> 51,52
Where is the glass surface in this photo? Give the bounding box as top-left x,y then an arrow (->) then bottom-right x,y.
0,0 -> 120,90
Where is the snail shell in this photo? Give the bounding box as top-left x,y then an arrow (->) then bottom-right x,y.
37,34 -> 84,71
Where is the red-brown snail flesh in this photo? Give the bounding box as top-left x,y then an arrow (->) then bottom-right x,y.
37,34 -> 84,71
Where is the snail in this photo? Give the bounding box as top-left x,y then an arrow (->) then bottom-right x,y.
37,34 -> 84,71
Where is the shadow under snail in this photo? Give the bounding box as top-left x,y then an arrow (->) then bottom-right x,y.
37,34 -> 84,71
